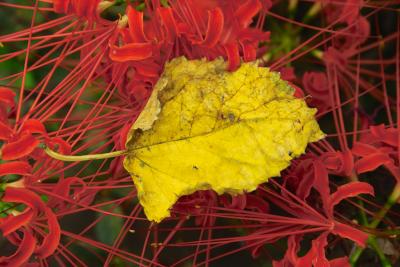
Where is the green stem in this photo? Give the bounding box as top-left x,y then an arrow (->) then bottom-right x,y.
350,183 -> 400,266
44,147 -> 127,162
369,237 -> 392,267
304,2 -> 322,23
288,0 -> 298,13
370,185 -> 400,228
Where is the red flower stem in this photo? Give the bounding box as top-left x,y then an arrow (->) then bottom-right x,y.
44,146 -> 127,162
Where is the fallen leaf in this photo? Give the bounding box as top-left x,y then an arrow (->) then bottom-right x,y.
124,57 -> 325,222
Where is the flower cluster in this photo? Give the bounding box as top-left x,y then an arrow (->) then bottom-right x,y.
0,0 -> 399,266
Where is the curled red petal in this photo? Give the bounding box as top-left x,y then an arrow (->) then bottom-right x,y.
47,137 -> 71,155
321,150 -> 354,176
0,121 -> 13,140
224,43 -> 241,71
0,230 -> 36,266
1,134 -> 39,160
20,119 -> 46,135
159,7 -> 179,42
200,8 -> 224,47
333,222 -> 369,247
2,187 -> 45,213
234,0 -> 262,27
0,161 -> 32,176
354,153 -> 392,174
34,207 -> 61,258
328,182 -> 374,216
0,210 -> 34,236
127,6 -> 148,43
109,43 -> 153,62
0,86 -> 16,108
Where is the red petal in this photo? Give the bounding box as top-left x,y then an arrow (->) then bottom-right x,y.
333,222 -> 369,247
370,125 -> 398,147
159,7 -> 179,42
328,182 -> 374,215
245,194 -> 270,213
0,210 -> 34,236
239,28 -> 270,43
0,161 -> 32,176
0,86 -> 16,107
20,119 -> 46,135
133,61 -> 161,78
354,153 -> 392,174
224,43 -> 241,71
0,121 -> 13,140
109,43 -> 153,62
330,257 -> 350,267
52,177 -> 85,200
352,142 -> 377,156
35,207 -> 61,258
0,230 -> 36,266
127,6 -> 148,43
240,41 -> 257,61
200,8 -> 224,47
47,137 -> 72,155
2,187 -> 45,212
1,134 -> 39,160
119,123 -> 131,149
289,82 -> 305,98
260,0 -> 273,11
313,160 -> 330,215
234,0 -> 262,27
297,233 -> 330,267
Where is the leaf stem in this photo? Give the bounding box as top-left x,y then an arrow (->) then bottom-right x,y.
44,147 -> 127,162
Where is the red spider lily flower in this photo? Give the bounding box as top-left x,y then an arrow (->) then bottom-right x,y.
273,233 -> 350,267
331,16 -> 370,57
109,0 -> 270,79
322,0 -> 364,25
323,16 -> 370,69
0,0 -> 398,265
255,159 -> 374,265
0,229 -> 36,267
0,187 -> 61,264
302,71 -> 331,113
47,177 -> 98,212
320,150 -> 354,177
0,87 -> 74,163
352,125 -> 400,182
172,190 -> 218,226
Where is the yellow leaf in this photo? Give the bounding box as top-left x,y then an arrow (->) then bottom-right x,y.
124,57 -> 324,222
